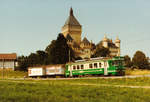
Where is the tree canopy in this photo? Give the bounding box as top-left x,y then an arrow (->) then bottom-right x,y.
132,51 -> 149,69
124,55 -> 132,67
45,33 -> 75,64
17,50 -> 48,71
92,46 -> 110,57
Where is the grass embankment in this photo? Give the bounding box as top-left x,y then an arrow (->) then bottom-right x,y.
125,68 -> 150,75
0,69 -> 27,78
0,78 -> 150,102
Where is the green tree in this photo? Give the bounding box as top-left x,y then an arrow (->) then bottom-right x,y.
36,50 -> 48,65
92,46 -> 110,57
45,33 -> 75,64
28,53 -> 39,65
124,55 -> 132,67
17,56 -> 29,71
132,51 -> 149,69
45,40 -> 56,64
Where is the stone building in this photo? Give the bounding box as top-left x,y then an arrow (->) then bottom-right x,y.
98,35 -> 120,57
61,8 -> 95,59
61,8 -> 120,58
0,53 -> 17,70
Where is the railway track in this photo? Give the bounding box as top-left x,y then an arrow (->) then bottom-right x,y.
5,74 -> 150,80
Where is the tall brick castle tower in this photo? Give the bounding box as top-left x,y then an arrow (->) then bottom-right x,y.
61,8 -> 82,44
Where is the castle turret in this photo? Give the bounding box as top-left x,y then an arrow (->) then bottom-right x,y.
115,36 -> 121,56
115,36 -> 120,48
102,35 -> 108,48
61,8 -> 82,44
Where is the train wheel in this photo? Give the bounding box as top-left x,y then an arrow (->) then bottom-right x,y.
118,70 -> 125,76
108,73 -> 113,76
78,75 -> 83,77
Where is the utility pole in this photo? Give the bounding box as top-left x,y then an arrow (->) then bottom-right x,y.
69,49 -> 72,77
69,49 -> 71,63
2,59 -> 4,79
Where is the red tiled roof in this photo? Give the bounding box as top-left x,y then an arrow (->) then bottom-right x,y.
0,53 -> 17,60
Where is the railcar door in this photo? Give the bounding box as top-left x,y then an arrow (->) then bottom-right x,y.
104,61 -> 108,75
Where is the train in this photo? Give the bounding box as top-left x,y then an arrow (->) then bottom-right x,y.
28,56 -> 125,78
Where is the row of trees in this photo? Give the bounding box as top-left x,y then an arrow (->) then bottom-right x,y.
124,51 -> 150,69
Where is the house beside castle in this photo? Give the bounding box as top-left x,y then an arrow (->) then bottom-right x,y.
0,53 -> 17,70
61,8 -> 120,59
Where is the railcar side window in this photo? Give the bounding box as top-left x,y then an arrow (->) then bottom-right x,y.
73,66 -> 76,70
89,64 -> 93,68
77,65 -> 80,70
81,65 -> 84,69
99,63 -> 101,68
94,63 -> 97,68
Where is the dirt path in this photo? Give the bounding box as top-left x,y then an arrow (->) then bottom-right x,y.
1,74 -> 150,80
69,83 -> 150,89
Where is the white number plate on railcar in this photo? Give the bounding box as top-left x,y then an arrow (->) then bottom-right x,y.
29,68 -> 44,76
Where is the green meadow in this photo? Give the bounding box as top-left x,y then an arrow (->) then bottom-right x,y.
0,69 -> 27,78
0,77 -> 150,102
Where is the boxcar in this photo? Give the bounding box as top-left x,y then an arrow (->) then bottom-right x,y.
65,56 -> 125,77
45,64 -> 65,77
28,67 -> 45,77
28,64 -> 65,77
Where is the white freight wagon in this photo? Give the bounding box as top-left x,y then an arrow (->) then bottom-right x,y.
45,65 -> 65,76
28,67 -> 45,77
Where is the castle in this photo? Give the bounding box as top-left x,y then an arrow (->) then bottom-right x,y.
61,8 -> 120,59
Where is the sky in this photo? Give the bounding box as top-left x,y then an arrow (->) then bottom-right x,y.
0,0 -> 150,58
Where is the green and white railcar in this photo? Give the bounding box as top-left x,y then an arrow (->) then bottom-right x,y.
65,56 -> 125,77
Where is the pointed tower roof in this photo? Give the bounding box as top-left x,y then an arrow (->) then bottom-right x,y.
103,34 -> 108,42
63,8 -> 81,26
115,36 -> 120,43
82,37 -> 90,44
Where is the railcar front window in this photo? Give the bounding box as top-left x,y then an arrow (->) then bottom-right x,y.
112,60 -> 120,66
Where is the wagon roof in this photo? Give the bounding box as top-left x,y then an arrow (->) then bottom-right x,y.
28,64 -> 65,69
67,58 -> 110,65
67,57 -> 124,65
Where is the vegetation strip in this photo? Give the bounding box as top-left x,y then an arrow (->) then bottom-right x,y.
69,83 -> 150,89
1,79 -> 150,89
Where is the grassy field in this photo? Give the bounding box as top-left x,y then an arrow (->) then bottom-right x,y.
0,69 -> 150,102
0,69 -> 27,78
125,69 -> 150,75
0,78 -> 150,102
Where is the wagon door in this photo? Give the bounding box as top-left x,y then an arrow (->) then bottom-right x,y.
104,61 -> 108,75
